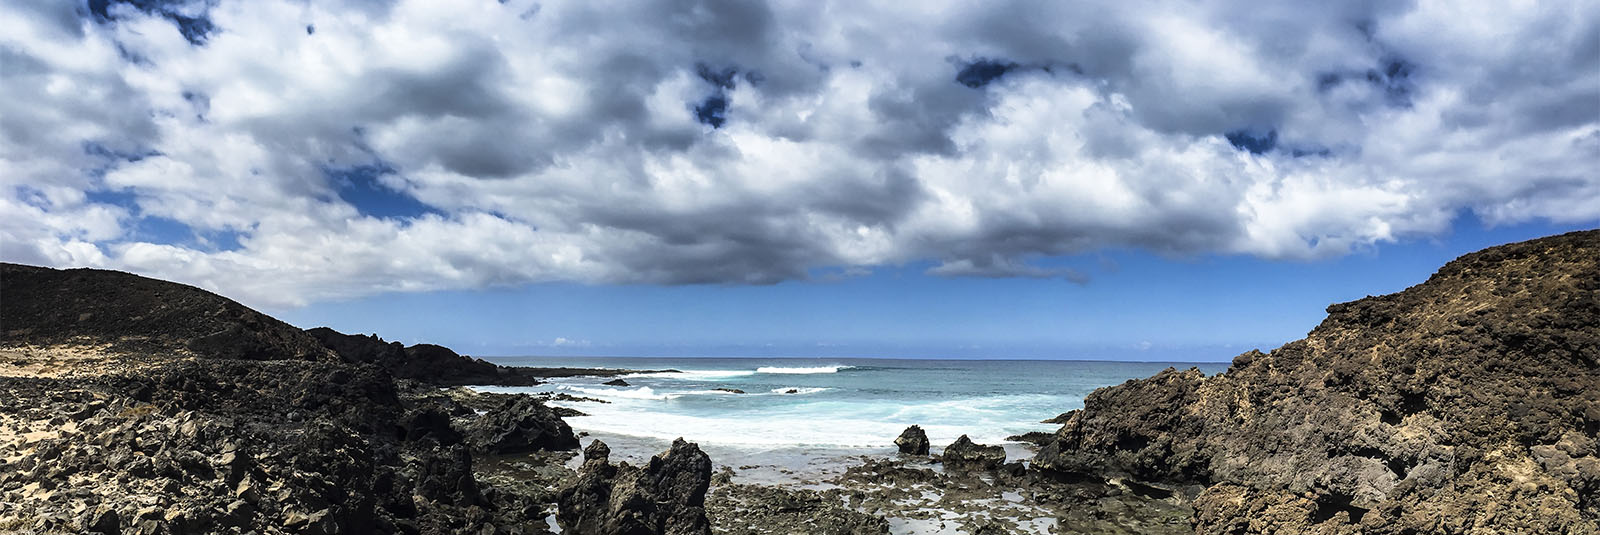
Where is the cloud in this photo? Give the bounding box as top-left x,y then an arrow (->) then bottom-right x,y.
549,337 -> 591,348
1,0 -> 1596,307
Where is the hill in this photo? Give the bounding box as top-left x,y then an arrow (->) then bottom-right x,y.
1,263 -> 334,363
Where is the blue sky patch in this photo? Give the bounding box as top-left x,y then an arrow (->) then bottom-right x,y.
1225,129 -> 1278,154
692,63 -> 739,128
956,58 -> 1019,88
695,63 -> 739,89
324,163 -> 440,220
88,0 -> 216,46
1314,56 -> 1417,108
694,94 -> 730,128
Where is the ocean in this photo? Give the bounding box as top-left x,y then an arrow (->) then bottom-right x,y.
476,356 -> 1229,480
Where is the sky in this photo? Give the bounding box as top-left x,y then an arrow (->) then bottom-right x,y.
2,0 -> 1597,360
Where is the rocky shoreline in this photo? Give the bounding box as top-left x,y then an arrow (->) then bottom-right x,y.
3,229 -> 1598,534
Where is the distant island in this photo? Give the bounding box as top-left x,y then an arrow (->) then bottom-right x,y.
2,229 -> 1596,534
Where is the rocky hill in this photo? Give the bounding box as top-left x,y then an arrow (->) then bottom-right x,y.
1036,229 -> 1600,533
1,263 -> 334,362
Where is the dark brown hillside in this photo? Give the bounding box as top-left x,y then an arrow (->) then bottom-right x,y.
1,263 -> 335,362
1037,229 -> 1600,534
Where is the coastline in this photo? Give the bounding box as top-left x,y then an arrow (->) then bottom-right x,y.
3,230 -> 1597,534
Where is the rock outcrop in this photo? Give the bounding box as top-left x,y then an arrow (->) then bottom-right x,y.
557,439 -> 714,535
1036,229 -> 1600,533
465,396 -> 580,455
894,425 -> 930,455
304,327 -> 527,386
941,435 -> 1005,471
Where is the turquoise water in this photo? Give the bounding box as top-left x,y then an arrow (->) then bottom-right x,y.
478,357 -> 1229,452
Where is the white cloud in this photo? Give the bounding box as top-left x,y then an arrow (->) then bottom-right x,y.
549,337 -> 591,348
1,0 -> 1595,308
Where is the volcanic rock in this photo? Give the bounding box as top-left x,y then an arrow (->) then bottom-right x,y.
556,438 -> 714,535
0,263 -> 588,534
0,263 -> 335,362
894,425 -> 930,455
942,435 -> 1005,471
464,396 -> 580,455
603,379 -> 630,386
1035,229 -> 1600,533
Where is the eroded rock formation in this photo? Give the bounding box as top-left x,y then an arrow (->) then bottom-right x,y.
557,438 -> 714,535
894,425 -> 930,455
1036,229 -> 1600,533
942,434 -> 1006,472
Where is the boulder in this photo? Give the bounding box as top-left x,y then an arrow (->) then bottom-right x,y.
603,379 -> 630,386
557,438 -> 714,535
942,435 -> 1005,471
464,395 -> 579,455
894,425 -> 930,455
401,407 -> 462,445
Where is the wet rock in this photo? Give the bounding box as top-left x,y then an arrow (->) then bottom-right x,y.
707,483 -> 890,535
894,425 -> 930,455
603,379 -> 630,386
557,438 -> 713,535
712,466 -> 736,485
1004,431 -> 1054,447
464,395 -> 579,455
712,388 -> 745,394
942,435 -> 1005,472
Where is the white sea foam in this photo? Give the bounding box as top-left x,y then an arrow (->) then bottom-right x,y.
755,365 -> 855,374
628,369 -> 755,380
769,386 -> 831,395
542,394 -> 1054,448
662,389 -> 747,400
564,385 -> 670,400
562,385 -> 752,401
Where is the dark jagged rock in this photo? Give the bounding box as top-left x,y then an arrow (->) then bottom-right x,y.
307,327 -> 532,386
0,263 -> 336,362
464,396 -> 579,455
894,425 -> 930,455
712,388 -> 745,394
604,378 -> 630,386
0,359 -> 551,534
1035,229 -> 1600,533
942,435 -> 1005,472
1004,431 -> 1054,447
556,438 -> 713,535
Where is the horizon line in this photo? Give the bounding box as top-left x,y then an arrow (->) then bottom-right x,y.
478,354 -> 1237,364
